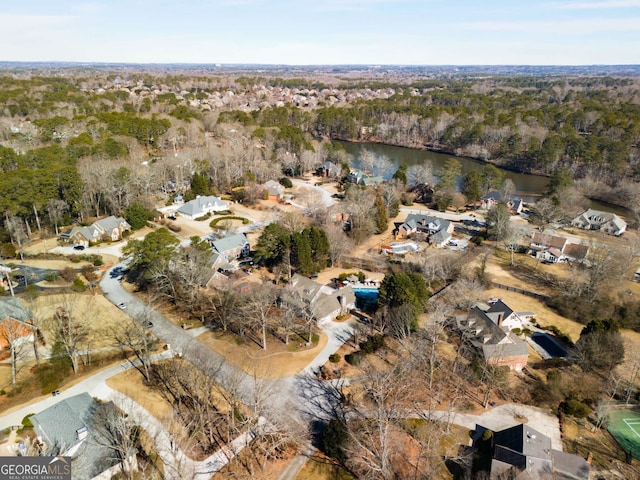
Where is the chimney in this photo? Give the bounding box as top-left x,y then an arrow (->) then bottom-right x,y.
497,314 -> 503,326
339,295 -> 347,314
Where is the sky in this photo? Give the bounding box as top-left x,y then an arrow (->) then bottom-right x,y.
2,0 -> 640,65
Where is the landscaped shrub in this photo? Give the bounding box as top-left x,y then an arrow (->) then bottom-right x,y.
72,277 -> 86,292
167,223 -> 181,232
329,353 -> 341,363
209,216 -> 250,228
345,351 -> 362,366
194,212 -> 212,221
360,334 -> 385,354
21,414 -> 34,429
44,272 -> 59,282
563,399 -> 591,418
279,177 -> 293,188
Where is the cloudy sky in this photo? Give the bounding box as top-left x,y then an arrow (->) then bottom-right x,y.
2,0 -> 640,65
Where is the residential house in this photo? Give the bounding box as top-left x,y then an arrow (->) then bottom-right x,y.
0,297 -> 34,351
262,180 -> 285,200
529,232 -> 589,263
571,208 -> 627,236
346,170 -> 384,186
211,233 -> 250,261
282,274 -> 356,326
316,161 -> 340,178
457,300 -> 529,371
59,216 -> 131,247
31,393 -> 122,480
176,195 -> 229,220
480,191 -> 524,214
429,228 -> 453,248
394,213 -> 454,245
475,423 -> 589,480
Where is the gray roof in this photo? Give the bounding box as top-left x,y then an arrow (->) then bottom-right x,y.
94,215 -> 130,233
31,393 -> 94,451
0,297 -> 31,322
263,180 -> 285,195
482,190 -> 502,202
430,229 -> 452,245
211,233 -> 249,255
573,208 -> 626,230
487,424 -> 589,480
177,195 -> 227,217
284,274 -> 355,322
461,306 -> 528,362
551,449 -> 591,479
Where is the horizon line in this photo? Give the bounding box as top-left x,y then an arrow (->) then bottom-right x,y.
1,61 -> 640,68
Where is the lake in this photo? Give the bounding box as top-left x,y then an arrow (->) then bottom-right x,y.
338,141 -> 627,215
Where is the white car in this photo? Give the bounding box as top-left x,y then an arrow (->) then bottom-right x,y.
117,303 -> 127,310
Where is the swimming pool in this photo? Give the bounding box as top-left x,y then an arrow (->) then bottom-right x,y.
530,332 -> 568,358
353,288 -> 379,312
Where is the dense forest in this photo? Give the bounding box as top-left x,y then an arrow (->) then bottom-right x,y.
0,71 -> 639,243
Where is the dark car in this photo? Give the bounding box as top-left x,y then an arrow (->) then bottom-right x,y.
142,320 -> 153,328
73,245 -> 85,251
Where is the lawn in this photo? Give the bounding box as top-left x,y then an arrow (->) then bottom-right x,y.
32,292 -> 137,348
198,330 -> 328,379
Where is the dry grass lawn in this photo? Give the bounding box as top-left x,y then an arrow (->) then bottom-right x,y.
106,368 -> 173,420
32,292 -> 137,348
198,330 -> 328,379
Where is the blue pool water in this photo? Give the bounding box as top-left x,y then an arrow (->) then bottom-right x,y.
353,288 -> 379,312
531,332 -> 568,358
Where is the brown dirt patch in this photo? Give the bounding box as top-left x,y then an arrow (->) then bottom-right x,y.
106,368 -> 172,420
295,454 -> 355,480
217,441 -> 298,480
11,258 -> 93,271
198,331 -> 328,379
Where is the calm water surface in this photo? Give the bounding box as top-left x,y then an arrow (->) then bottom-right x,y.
338,141 -> 627,215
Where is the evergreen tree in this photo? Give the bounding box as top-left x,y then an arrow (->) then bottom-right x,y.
190,172 -> 211,196
374,192 -> 388,234
462,170 -> 483,203
255,223 -> 290,267
291,231 -> 314,276
308,226 -> 330,270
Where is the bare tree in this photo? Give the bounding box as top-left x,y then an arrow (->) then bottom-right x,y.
112,318 -> 158,383
240,284 -> 278,350
0,318 -> 33,387
46,295 -> 91,374
325,223 -> 354,267
503,222 -> 529,266
4,215 -> 27,260
89,401 -> 140,480
406,162 -> 434,187
46,199 -> 68,236
344,187 -> 375,244
359,148 -> 376,175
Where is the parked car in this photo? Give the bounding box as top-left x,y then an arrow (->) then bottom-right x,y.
117,303 -> 127,310
142,320 -> 153,328
73,245 -> 85,251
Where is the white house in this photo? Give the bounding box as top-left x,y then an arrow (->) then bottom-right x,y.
176,195 -> 229,220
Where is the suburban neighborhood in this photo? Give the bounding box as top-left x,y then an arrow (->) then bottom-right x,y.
0,67 -> 639,480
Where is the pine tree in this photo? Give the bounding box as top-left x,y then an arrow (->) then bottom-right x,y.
374,192 -> 388,234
